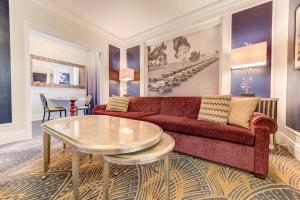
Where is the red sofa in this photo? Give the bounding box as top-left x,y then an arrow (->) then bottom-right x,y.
93,96 -> 277,178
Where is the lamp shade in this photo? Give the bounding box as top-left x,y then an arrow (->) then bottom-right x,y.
231,42 -> 267,69
119,68 -> 134,81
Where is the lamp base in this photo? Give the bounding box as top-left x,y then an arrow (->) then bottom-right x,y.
241,93 -> 255,97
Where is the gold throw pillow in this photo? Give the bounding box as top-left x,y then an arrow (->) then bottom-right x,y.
198,95 -> 232,124
228,97 -> 260,128
106,96 -> 129,112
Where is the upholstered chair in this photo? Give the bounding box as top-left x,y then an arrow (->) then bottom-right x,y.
40,94 -> 67,122
76,95 -> 92,115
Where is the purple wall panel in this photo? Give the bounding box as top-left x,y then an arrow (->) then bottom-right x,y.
109,45 -> 120,97
231,2 -> 272,97
127,45 -> 140,96
0,0 -> 12,124
287,0 -> 300,132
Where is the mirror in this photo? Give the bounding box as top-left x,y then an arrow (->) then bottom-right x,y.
30,54 -> 86,89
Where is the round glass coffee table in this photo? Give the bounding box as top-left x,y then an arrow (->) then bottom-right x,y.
41,115 -> 163,200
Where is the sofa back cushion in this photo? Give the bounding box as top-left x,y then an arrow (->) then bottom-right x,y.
198,95 -> 232,124
160,97 -> 201,119
128,97 -> 162,113
106,96 -> 129,112
228,97 -> 260,129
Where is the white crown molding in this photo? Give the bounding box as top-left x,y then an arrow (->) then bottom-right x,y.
144,17 -> 222,46
123,0 -> 271,47
29,0 -> 123,45
30,0 -> 270,47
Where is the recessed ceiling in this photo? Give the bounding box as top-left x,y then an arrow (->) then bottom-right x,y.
50,0 -> 222,40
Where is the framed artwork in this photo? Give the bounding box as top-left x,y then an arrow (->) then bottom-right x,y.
295,5 -> 300,69
58,72 -> 70,84
0,0 -> 12,124
147,25 -> 220,96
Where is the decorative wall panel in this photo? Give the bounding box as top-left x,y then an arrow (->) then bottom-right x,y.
287,0 -> 300,132
147,26 -> 220,96
231,2 -> 272,98
127,45 -> 140,96
0,0 -> 12,124
109,45 -> 120,97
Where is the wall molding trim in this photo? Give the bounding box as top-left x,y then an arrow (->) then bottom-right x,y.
276,130 -> 300,161
286,126 -> 300,137
29,0 -> 122,45
0,130 -> 30,146
124,0 -> 271,47
144,18 -> 222,46
30,0 -> 271,47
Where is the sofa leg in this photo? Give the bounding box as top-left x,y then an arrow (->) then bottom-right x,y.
254,173 -> 266,180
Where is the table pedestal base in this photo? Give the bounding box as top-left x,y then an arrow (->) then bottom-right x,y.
70,99 -> 76,116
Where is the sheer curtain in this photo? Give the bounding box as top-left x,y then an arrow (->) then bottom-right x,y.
86,50 -> 101,110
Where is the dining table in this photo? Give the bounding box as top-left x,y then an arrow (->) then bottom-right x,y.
50,97 -> 85,116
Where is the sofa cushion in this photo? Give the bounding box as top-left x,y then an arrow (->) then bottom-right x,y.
93,110 -> 156,120
128,97 -> 162,113
160,97 -> 201,119
228,97 -> 260,129
198,95 -> 231,124
142,115 -> 255,146
106,96 -> 129,112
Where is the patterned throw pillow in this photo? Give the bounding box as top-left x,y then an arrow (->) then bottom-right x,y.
228,97 -> 260,129
106,96 -> 129,112
198,95 -> 232,124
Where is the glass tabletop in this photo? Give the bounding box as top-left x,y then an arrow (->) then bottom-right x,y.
50,97 -> 81,101
41,115 -> 163,154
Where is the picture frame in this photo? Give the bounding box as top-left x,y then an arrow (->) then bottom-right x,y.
294,5 -> 300,69
146,25 -> 220,96
58,72 -> 70,84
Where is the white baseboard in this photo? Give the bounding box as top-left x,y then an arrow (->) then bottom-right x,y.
0,129 -> 30,146
32,114 -> 43,122
31,112 -> 73,121
32,113 -> 64,121
276,131 -> 300,161
31,112 -> 84,121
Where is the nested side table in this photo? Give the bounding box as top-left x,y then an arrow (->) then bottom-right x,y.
102,133 -> 175,200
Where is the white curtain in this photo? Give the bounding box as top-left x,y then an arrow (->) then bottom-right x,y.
87,50 -> 101,110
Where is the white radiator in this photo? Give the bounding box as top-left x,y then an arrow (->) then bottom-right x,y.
257,98 -> 279,122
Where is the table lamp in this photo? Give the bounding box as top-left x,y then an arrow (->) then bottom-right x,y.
231,41 -> 267,96
119,68 -> 134,96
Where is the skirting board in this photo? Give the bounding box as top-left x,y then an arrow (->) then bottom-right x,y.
0,129 -> 29,146
32,114 -> 44,122
276,130 -> 300,161
32,112 -> 85,121
32,114 -> 66,122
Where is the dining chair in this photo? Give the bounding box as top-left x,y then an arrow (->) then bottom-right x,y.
76,95 -> 92,115
40,94 -> 67,123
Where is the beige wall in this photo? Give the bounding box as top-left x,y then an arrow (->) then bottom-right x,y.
30,30 -> 89,121
0,0 -> 119,145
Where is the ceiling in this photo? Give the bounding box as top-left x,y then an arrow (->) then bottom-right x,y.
50,0 -> 222,40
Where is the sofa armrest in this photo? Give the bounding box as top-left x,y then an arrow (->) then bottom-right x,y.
253,125 -> 270,177
250,112 -> 278,134
94,104 -> 107,111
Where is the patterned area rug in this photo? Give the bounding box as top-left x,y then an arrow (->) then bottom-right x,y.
0,136 -> 299,200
